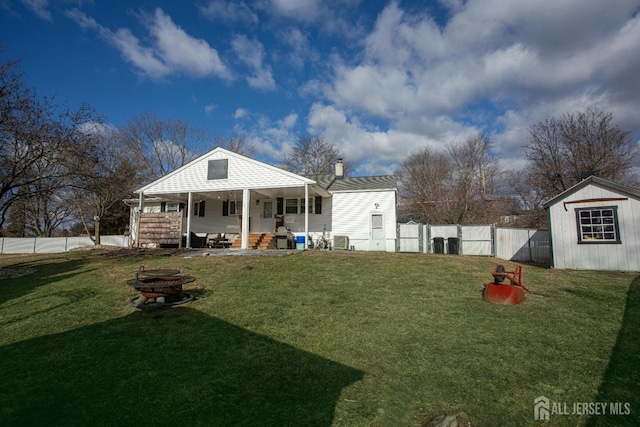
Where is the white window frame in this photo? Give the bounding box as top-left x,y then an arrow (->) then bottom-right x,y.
575,206 -> 621,244
230,200 -> 243,216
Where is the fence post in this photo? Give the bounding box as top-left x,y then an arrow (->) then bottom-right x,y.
491,224 -> 497,258
396,223 -> 400,253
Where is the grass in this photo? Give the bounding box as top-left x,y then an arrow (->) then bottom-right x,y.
0,250 -> 638,426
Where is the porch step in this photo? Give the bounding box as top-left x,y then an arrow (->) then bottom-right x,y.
231,233 -> 276,250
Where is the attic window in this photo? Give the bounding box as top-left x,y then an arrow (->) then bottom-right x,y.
575,206 -> 621,244
208,159 -> 228,180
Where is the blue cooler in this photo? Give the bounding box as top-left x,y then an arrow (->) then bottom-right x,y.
295,235 -> 305,250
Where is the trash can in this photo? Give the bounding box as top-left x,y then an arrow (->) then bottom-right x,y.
433,237 -> 444,254
295,235 -> 305,250
447,237 -> 459,255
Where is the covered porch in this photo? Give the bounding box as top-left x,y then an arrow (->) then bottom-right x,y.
132,183 -> 330,250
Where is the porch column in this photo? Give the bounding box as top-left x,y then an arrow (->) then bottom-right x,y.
304,183 -> 309,250
186,192 -> 193,248
241,188 -> 251,249
136,192 -> 144,248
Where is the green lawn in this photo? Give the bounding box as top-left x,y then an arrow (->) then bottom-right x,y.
0,250 -> 638,426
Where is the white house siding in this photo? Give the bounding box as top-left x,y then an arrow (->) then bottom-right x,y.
139,149 -> 313,195
548,184 -> 640,271
141,197 -> 334,236
331,190 -> 396,252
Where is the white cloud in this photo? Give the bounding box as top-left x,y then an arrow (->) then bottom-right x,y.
65,8 -> 230,81
234,108 -> 248,119
278,113 -> 298,129
205,104 -> 217,115
231,34 -> 276,91
21,0 -> 52,22
199,0 -> 258,24
143,9 -> 230,79
309,0 -> 640,175
269,0 -> 321,21
276,27 -> 318,69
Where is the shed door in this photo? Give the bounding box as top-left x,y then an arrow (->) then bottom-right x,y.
370,213 -> 385,251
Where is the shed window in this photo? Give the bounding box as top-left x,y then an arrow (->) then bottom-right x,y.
575,206 -> 621,244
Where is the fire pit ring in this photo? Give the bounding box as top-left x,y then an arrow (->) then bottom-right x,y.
127,266 -> 196,308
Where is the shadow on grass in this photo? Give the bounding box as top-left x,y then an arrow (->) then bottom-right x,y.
0,259 -> 89,306
0,308 -> 363,427
586,275 -> 640,426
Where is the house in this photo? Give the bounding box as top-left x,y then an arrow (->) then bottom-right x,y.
127,147 -> 397,251
543,176 -> 640,271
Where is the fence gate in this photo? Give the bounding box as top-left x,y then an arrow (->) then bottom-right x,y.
397,223 -> 422,252
460,225 -> 493,256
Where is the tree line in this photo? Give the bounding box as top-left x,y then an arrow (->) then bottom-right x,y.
2,55 -> 638,240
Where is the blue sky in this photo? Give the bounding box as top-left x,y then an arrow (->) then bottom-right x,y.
2,0 -> 640,176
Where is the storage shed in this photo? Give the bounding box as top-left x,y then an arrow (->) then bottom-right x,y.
543,176 -> 640,271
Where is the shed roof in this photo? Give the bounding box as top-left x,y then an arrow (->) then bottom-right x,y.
542,176 -> 640,208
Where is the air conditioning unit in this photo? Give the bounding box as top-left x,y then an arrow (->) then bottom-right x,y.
333,235 -> 349,250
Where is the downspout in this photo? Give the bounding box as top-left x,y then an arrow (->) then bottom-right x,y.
241,188 -> 250,249
304,183 -> 309,250
186,192 -> 193,248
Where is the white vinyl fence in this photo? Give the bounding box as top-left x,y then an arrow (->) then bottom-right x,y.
0,235 -> 131,254
397,223 -> 551,265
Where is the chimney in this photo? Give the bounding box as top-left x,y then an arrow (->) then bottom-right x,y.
335,158 -> 344,178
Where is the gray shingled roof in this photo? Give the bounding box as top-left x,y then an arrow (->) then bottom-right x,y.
308,174 -> 396,192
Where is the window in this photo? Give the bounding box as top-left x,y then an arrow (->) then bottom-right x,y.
576,206 -> 621,244
230,201 -> 243,216
207,159 -> 228,180
285,198 -> 298,214
193,200 -> 205,217
166,202 -> 180,212
300,198 -> 313,214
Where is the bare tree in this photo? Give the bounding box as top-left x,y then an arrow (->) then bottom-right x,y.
396,146 -> 453,223
119,112 -> 210,183
70,125 -> 140,244
396,134 -> 502,224
525,108 -> 638,201
446,134 -> 502,223
280,135 -> 349,176
214,133 -> 257,157
0,55 -> 100,232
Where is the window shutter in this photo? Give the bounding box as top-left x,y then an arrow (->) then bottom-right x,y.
199,200 -> 205,217
222,200 -> 229,216
315,196 -> 322,215
277,198 -> 283,215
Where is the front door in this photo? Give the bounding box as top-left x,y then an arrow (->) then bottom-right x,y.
261,200 -> 274,232
370,212 -> 385,251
